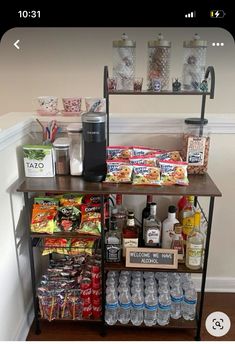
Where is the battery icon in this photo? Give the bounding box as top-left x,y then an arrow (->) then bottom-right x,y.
210,10 -> 226,18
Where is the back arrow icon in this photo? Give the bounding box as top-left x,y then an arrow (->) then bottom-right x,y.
14,40 -> 20,50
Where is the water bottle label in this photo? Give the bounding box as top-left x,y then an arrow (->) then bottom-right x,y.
106,302 -> 118,309
119,302 -> 131,309
184,297 -> 197,305
132,302 -> 144,310
145,304 -> 157,311
158,303 -> 171,310
171,295 -> 183,303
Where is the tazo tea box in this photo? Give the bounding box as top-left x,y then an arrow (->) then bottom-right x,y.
23,145 -> 55,177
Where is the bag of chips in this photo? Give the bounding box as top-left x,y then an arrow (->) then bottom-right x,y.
42,238 -> 70,255
31,204 -> 57,234
132,164 -> 161,185
159,160 -> 189,186
69,238 -> 96,256
57,206 -> 81,232
78,204 -> 102,236
107,146 -> 133,161
104,160 -> 133,183
59,194 -> 83,208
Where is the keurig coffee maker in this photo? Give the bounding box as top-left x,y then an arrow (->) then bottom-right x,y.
82,112 -> 107,182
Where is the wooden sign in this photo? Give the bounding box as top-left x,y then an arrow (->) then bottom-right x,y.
125,247 -> 178,269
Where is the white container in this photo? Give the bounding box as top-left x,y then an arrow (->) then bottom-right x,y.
67,124 -> 83,176
23,145 -> 55,177
162,206 -> 179,248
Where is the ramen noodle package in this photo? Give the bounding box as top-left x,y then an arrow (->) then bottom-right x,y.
130,155 -> 156,166
106,146 -> 133,161
105,160 -> 133,183
159,160 -> 189,186
132,165 -> 161,185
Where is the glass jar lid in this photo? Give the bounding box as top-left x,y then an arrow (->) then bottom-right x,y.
113,33 -> 136,47
148,33 -> 171,48
183,33 -> 207,48
67,123 -> 82,133
53,137 -> 71,147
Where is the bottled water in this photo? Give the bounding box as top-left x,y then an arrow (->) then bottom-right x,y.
143,271 -> 155,280
105,286 -> 119,325
182,288 -> 197,320
170,283 -> 183,319
106,276 -> 117,288
130,287 -> 144,326
157,289 -> 171,326
131,281 -> 144,295
144,286 -> 158,326
132,271 -> 143,279
118,287 -> 132,324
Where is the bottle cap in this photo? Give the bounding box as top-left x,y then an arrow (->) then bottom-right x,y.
168,205 -> 177,213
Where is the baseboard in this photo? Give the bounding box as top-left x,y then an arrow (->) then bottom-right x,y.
13,301 -> 34,341
192,276 -> 235,292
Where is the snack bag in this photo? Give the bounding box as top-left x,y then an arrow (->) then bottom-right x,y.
69,238 -> 96,255
132,146 -> 158,156
42,238 -> 69,255
104,160 -> 133,183
129,155 -> 156,166
159,161 -> 189,186
59,194 -> 83,208
156,150 -> 183,162
31,205 -> 57,234
78,204 -> 102,236
34,197 -> 59,206
132,164 -> 161,185
57,206 -> 81,232
106,146 -> 133,160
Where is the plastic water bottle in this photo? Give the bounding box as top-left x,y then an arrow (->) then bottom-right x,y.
144,286 -> 158,326
182,288 -> 197,320
170,283 -> 183,319
143,271 -> 155,280
157,289 -> 171,326
105,286 -> 119,325
130,287 -> 144,326
132,271 -> 143,279
118,287 -> 132,324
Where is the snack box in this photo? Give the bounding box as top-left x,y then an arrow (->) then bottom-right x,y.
23,145 -> 55,177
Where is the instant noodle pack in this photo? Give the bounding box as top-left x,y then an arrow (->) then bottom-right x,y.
105,146 -> 189,186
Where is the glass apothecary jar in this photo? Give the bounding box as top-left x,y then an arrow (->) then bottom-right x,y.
182,120 -> 210,174
147,33 -> 171,91
112,33 -> 136,91
182,34 -> 207,91
53,137 -> 71,175
67,124 -> 83,176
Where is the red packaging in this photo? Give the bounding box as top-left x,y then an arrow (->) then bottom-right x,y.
92,305 -> 102,319
82,296 -> 92,307
92,280 -> 101,290
92,296 -> 101,307
92,288 -> 102,297
80,278 -> 92,298
91,264 -> 100,274
82,304 -> 92,318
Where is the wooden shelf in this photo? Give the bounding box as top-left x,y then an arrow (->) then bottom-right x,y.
17,173 -> 221,197
108,90 -> 210,96
105,318 -> 197,329
105,259 -> 202,273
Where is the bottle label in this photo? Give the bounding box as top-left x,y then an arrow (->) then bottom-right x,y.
158,303 -> 171,310
162,226 -> 174,248
144,303 -> 157,311
106,244 -> 121,262
123,238 -> 138,257
182,216 -> 194,236
127,219 -> 135,226
132,302 -> 144,310
146,228 -> 160,244
184,297 -> 197,305
188,243 -> 203,266
106,302 -> 118,309
119,302 -> 131,309
171,295 -> 183,303
186,136 -> 206,166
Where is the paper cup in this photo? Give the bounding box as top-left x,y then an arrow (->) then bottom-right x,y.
62,97 -> 82,112
38,96 -> 58,112
85,98 -> 106,112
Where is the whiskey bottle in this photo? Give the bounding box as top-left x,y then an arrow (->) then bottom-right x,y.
143,203 -> 161,247
140,195 -> 153,246
122,211 -> 138,257
105,220 -> 122,262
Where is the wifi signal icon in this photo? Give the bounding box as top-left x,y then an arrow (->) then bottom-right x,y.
185,11 -> 196,18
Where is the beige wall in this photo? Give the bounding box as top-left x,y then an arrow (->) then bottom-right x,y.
0,27 -> 234,115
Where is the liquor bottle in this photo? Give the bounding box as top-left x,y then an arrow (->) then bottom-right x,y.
140,195 -> 153,246
171,223 -> 184,262
180,196 -> 196,247
143,202 -> 161,247
112,194 -> 127,231
105,220 -> 122,262
162,205 -> 179,248
186,212 -> 204,270
122,211 -> 138,256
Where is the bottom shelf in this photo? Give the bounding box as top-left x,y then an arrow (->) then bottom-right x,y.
39,317 -> 102,323
105,317 -> 197,329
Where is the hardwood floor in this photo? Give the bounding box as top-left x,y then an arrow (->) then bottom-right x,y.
27,293 -> 235,341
